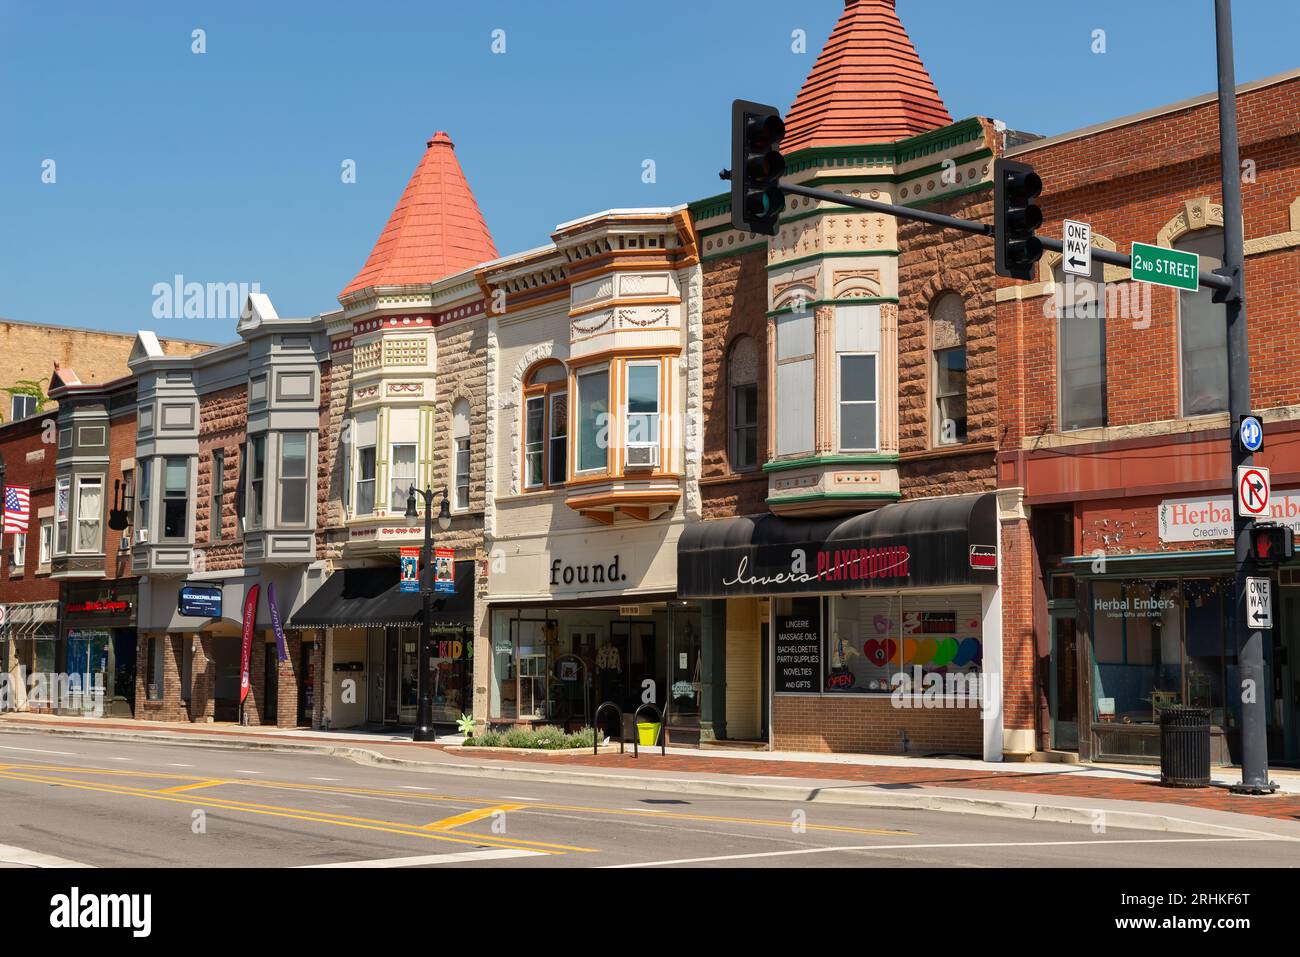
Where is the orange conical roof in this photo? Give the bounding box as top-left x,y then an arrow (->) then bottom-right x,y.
340,131 -> 498,299
782,0 -> 951,151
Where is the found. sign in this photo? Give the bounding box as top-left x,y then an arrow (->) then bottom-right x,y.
1062,220 -> 1092,277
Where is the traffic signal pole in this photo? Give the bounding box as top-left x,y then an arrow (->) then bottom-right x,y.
774,180 -> 1234,294
1215,0 -> 1274,794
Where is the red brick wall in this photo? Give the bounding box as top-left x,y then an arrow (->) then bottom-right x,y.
999,518 -> 1036,738
699,248 -> 770,520
773,694 -> 982,756
0,416 -> 58,602
1000,75 -> 1300,442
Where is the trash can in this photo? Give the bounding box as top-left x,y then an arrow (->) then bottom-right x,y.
1159,706 -> 1211,787
637,722 -> 662,747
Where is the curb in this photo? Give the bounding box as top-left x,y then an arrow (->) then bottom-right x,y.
0,722 -> 1285,840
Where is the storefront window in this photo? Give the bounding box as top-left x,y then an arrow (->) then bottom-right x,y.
825,592 -> 984,696
1090,579 -> 1182,725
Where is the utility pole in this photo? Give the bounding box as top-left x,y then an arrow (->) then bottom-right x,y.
1216,0 -> 1274,795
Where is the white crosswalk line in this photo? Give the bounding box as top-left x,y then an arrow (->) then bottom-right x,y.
298,848 -> 543,868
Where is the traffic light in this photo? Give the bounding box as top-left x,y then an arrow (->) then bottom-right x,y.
730,99 -> 786,236
994,158 -> 1044,280
1251,523 -> 1294,564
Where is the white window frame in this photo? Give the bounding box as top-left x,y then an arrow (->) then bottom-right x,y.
454,436 -> 470,511
390,442 -> 417,512
73,474 -> 104,554
161,456 -> 190,542
38,519 -> 52,568
246,436 -> 267,530
136,460 -> 150,542
523,394 -> 545,490
933,344 -> 968,447
624,360 -> 661,466
55,476 -> 71,555
837,352 -> 879,453
279,433 -> 310,526
355,445 -> 377,516
10,393 -> 37,421
11,531 -> 25,572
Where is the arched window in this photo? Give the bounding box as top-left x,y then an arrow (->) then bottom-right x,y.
1176,228 -> 1228,416
728,336 -> 758,471
452,399 -> 471,510
931,293 -> 967,445
1056,260 -> 1107,430
522,360 -> 567,489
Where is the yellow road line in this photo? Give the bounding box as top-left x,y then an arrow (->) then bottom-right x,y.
424,803 -> 526,831
1,762 -> 909,837
157,779 -> 229,794
0,769 -> 591,854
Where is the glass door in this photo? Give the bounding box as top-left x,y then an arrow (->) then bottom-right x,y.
1050,612 -> 1080,750
398,628 -> 418,724
667,606 -> 701,732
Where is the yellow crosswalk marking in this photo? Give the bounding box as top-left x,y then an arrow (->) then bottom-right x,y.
424,803 -> 526,831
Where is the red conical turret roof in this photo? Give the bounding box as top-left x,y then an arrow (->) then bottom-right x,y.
340,131 -> 498,299
782,0 -> 951,151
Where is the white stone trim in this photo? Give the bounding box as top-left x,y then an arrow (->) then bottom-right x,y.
683,262 -> 704,520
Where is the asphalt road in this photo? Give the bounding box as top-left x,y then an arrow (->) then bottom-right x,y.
0,729 -> 1294,868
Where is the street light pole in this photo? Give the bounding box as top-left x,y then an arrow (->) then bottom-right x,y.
407,484 -> 452,744
1215,0 -> 1275,794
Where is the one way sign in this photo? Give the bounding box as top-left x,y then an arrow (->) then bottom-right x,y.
1063,220 -> 1092,277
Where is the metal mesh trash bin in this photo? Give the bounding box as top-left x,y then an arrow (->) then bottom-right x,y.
1159,706 -> 1211,787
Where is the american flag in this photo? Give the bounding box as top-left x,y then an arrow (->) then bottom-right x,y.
3,485 -> 31,533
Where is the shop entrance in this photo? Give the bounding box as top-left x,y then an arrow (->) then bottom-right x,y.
1049,612 -> 1079,751
366,627 -> 418,725
212,638 -> 240,722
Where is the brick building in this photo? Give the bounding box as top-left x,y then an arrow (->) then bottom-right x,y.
0,413 -> 59,708
290,131 -> 494,731
995,68 -> 1300,764
0,318 -> 207,424
678,0 -> 1010,757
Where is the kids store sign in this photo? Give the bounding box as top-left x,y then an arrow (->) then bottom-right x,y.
1158,488 -> 1300,543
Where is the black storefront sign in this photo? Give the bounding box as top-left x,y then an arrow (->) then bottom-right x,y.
678,492 -> 998,598
178,584 -> 223,619
774,598 -> 822,693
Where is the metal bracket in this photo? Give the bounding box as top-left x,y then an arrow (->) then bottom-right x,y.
1211,263 -> 1243,304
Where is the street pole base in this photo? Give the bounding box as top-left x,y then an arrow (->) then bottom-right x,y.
412,727 -> 436,743
1228,780 -> 1278,796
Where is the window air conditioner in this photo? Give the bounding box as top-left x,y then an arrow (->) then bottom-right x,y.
626,444 -> 658,469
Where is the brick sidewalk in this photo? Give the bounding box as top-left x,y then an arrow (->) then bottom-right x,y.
6,715 -> 1299,822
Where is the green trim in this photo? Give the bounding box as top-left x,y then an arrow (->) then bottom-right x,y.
767,296 -> 897,317
698,221 -> 745,238
894,117 -> 988,165
689,192 -> 731,221
766,491 -> 902,506
701,241 -> 767,262
767,250 -> 897,272
763,453 -> 899,473
1063,549 -> 1234,564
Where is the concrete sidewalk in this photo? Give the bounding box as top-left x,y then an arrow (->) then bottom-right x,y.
3,712 -> 1299,840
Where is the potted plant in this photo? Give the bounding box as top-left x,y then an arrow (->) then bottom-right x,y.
456,713 -> 475,740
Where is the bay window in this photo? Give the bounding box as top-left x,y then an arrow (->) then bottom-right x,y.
838,353 -> 878,451
355,446 -> 376,515
390,443 -> 416,511
775,310 -> 815,456
625,362 -> 660,467
39,519 -> 52,567
246,437 -> 266,530
576,367 -> 609,474
55,476 -> 70,554
162,457 -> 190,540
74,475 -> 104,553
136,462 -> 150,542
279,433 -> 309,525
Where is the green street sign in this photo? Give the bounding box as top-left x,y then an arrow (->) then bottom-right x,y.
1130,241 -> 1199,291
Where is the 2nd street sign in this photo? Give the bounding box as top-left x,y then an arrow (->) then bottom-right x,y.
1131,241 -> 1199,291
1062,220 -> 1092,277
1237,465 -> 1270,516
1246,576 -> 1273,629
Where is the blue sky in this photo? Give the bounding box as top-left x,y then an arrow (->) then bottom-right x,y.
1,0 -> 1297,341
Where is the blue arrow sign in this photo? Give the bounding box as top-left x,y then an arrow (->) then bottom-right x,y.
1239,415 -> 1263,453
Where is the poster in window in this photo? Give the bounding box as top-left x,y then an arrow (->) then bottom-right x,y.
774,599 -> 821,693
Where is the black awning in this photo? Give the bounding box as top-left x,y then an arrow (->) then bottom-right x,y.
288,560 -> 475,630
677,492 -> 999,598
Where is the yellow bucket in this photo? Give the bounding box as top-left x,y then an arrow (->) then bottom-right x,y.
637,722 -> 661,747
